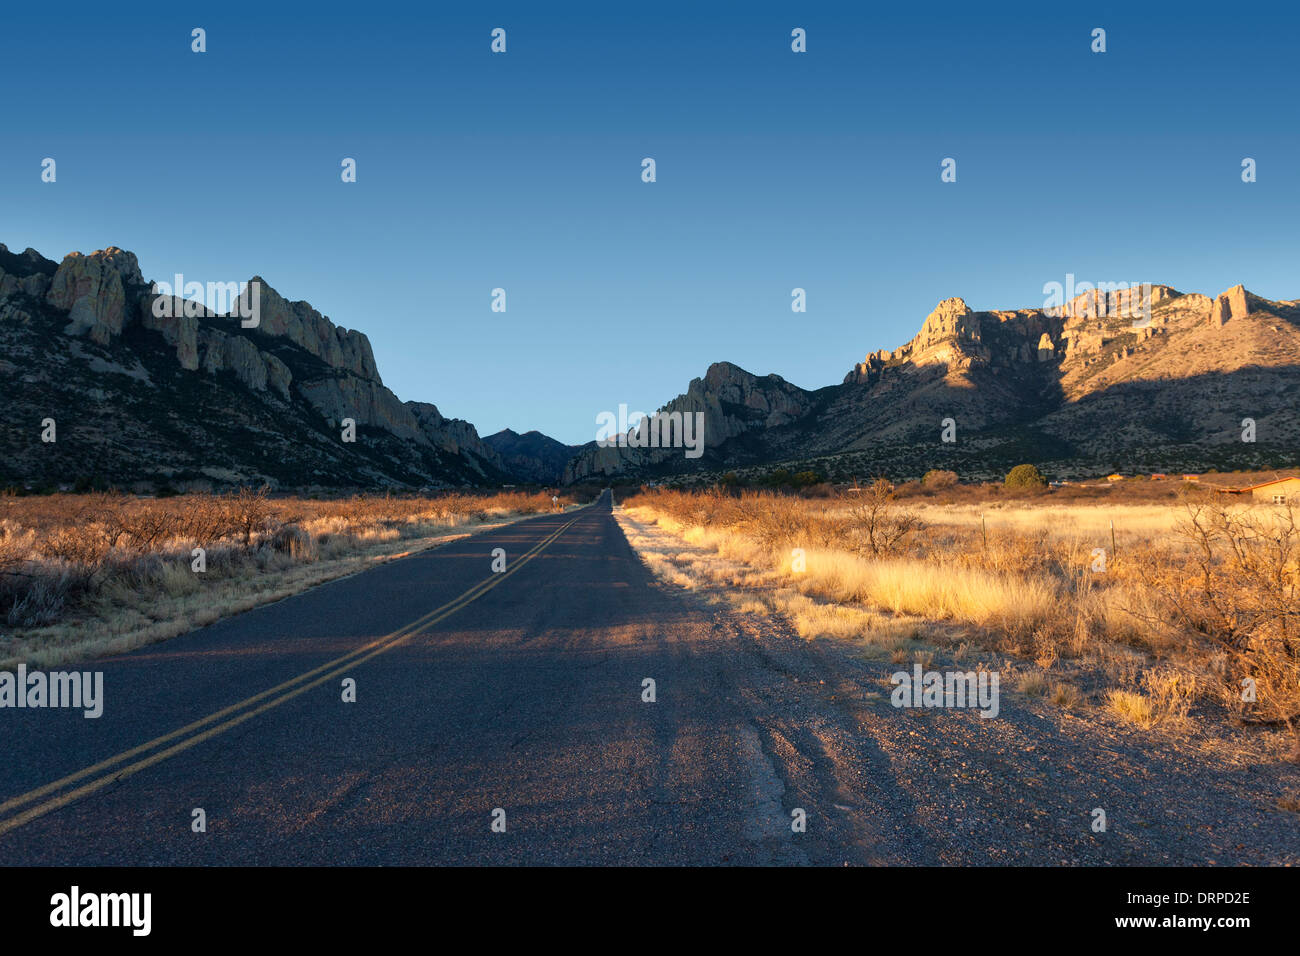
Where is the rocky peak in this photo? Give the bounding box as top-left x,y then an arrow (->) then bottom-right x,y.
0,245 -> 57,302
916,297 -> 979,349
698,360 -> 767,390
483,428 -> 578,485
406,400 -> 501,467
655,361 -> 814,450
0,244 -> 58,277
250,278 -> 380,382
688,363 -> 809,421
1211,284 -> 1250,326
845,296 -> 987,377
46,247 -> 145,344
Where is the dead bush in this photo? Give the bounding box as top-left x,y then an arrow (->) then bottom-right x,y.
846,479 -> 923,556
1135,496 -> 1300,738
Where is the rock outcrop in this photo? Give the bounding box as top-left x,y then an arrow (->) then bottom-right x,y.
1211,284 -> 1250,326
406,401 -> 504,468
46,247 -> 144,345
297,376 -> 423,440
1049,283 -> 1176,321
844,297 -> 1065,384
254,279 -> 379,381
915,297 -> 981,351
197,328 -> 293,400
140,296 -> 201,370
670,362 -> 814,447
0,245 -> 55,301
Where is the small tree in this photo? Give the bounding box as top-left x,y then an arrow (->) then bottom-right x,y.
847,478 -> 923,556
1004,464 -> 1047,489
228,485 -> 277,548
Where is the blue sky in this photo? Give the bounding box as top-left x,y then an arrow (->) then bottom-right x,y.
3,1 -> 1296,444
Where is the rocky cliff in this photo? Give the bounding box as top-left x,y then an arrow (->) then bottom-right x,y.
0,242 -> 507,489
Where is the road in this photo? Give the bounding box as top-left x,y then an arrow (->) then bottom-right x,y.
0,491 -> 884,865
4,490 -> 1298,866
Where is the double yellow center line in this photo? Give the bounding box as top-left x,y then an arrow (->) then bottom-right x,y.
0,514 -> 580,838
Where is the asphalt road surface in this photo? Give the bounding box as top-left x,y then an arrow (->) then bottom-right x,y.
0,490 -> 882,865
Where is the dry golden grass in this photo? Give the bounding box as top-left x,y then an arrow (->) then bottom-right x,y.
1106,690 -> 1157,727
1018,672 -> 1051,697
1050,682 -> 1082,709
1104,671 -> 1195,729
619,485 -> 1300,746
907,501 -> 1185,541
792,548 -> 1057,636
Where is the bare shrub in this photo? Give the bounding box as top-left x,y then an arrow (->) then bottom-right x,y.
846,479 -> 923,556
228,485 -> 277,549
922,469 -> 958,489
5,569 -> 75,628
1142,495 -> 1300,738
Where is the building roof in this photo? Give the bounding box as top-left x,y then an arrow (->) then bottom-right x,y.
1235,476 -> 1300,492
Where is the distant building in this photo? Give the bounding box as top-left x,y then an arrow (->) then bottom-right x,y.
1150,473 -> 1167,480
1227,476 -> 1300,504
1182,474 -> 1200,482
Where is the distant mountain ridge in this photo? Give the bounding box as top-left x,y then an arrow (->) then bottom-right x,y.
564,284 -> 1300,482
483,429 -> 579,485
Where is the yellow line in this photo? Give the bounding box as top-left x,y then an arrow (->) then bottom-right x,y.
0,514 -> 580,837
0,517 -> 568,818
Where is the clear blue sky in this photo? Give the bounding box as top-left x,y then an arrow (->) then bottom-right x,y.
3,1 -> 1296,444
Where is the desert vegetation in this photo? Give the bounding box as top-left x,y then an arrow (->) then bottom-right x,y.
0,487 -> 575,667
618,481 -> 1300,753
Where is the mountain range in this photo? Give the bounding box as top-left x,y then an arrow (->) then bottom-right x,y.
4,241 -> 1296,490
564,283 -> 1300,482
0,243 -> 575,490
